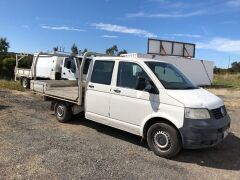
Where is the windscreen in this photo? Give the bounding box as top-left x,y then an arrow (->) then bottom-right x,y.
145,61 -> 197,90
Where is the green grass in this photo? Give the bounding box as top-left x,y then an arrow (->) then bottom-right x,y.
212,73 -> 240,88
0,80 -> 24,91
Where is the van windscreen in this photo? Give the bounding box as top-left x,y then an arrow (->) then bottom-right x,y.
145,61 -> 198,90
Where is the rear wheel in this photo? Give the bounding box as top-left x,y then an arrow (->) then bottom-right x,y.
54,102 -> 72,123
147,123 -> 182,158
21,78 -> 29,89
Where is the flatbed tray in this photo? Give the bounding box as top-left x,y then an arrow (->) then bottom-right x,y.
30,80 -> 84,102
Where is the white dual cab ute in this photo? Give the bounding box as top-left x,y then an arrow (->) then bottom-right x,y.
31,52 -> 230,158
15,52 -> 91,88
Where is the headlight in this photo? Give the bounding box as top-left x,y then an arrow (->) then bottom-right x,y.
185,108 -> 210,119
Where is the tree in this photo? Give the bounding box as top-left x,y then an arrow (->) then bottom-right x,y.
106,45 -> 118,56
53,46 -> 59,52
82,48 -> 88,55
2,57 -> 15,79
117,49 -> 127,56
71,43 -> 78,55
0,37 -> 10,55
231,61 -> 240,72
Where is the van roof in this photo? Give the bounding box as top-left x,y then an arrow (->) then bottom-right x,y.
94,56 -> 169,64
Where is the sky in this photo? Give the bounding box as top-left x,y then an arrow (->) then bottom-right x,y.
0,0 -> 240,68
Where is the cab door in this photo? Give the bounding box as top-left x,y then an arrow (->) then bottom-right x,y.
109,61 -> 158,126
61,57 -> 77,80
85,60 -> 115,119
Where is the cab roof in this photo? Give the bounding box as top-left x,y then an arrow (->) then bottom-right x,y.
94,56 -> 168,64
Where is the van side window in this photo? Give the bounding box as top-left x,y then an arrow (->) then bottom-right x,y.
64,58 -> 76,73
117,62 -> 150,90
91,61 -> 115,85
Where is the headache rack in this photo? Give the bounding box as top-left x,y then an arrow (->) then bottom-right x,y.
30,51 -> 107,105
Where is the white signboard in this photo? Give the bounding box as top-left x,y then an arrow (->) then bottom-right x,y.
148,39 -> 195,58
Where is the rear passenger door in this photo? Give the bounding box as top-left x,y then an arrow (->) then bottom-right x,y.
85,60 -> 115,119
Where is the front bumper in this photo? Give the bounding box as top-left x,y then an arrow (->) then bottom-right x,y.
179,114 -> 230,149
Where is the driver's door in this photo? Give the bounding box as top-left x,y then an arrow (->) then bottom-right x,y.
61,58 -> 77,80
110,61 -> 156,126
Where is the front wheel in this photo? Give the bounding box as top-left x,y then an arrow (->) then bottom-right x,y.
147,123 -> 182,158
54,102 -> 72,123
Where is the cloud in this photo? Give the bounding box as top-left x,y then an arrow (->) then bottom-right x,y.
165,33 -> 202,38
227,0 -> 240,7
92,22 -> 157,38
21,25 -> 29,28
127,10 -> 205,18
197,38 -> 240,53
41,25 -> 84,32
102,35 -> 118,38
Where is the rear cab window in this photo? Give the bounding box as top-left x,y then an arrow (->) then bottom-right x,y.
91,60 -> 115,85
78,58 -> 92,74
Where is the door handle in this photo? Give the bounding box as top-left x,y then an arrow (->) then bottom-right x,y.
113,89 -> 121,93
89,85 -> 94,88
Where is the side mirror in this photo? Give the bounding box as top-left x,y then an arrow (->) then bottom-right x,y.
136,77 -> 146,90
145,80 -> 159,94
136,77 -> 159,94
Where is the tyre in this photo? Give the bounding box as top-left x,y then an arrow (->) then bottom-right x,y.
54,102 -> 72,123
147,123 -> 182,158
21,78 -> 29,89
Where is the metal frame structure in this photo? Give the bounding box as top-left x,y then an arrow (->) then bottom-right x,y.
32,51 -> 107,106
147,38 -> 196,58
15,53 -> 29,80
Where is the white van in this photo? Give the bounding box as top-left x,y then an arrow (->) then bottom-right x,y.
31,53 -> 231,158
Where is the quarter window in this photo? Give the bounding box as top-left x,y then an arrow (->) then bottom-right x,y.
91,61 -> 115,85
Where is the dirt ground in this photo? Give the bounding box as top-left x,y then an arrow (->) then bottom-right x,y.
0,88 -> 240,179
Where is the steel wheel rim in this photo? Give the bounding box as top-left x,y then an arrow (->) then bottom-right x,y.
57,105 -> 64,117
23,79 -> 27,88
153,130 -> 171,150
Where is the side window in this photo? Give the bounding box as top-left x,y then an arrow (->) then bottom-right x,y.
117,62 -> 150,90
91,60 -> 115,85
64,58 -> 76,73
64,58 -> 71,69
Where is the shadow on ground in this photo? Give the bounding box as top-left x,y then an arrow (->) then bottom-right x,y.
69,114 -> 147,148
173,133 -> 240,171
0,105 -> 11,110
68,115 -> 240,171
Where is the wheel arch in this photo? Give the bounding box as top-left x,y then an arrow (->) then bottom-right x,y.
142,117 -> 182,142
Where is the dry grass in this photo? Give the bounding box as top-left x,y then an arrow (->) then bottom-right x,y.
0,80 -> 24,91
212,73 -> 240,88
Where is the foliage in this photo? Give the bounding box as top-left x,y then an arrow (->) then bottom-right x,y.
105,45 -> 128,56
212,73 -> 240,88
81,48 -> 88,55
0,80 -> 24,91
106,45 -> 118,56
0,37 -> 9,55
53,46 -> 59,52
231,61 -> 240,73
18,55 -> 33,68
214,61 -> 240,74
2,57 -> 16,79
71,43 -> 78,55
